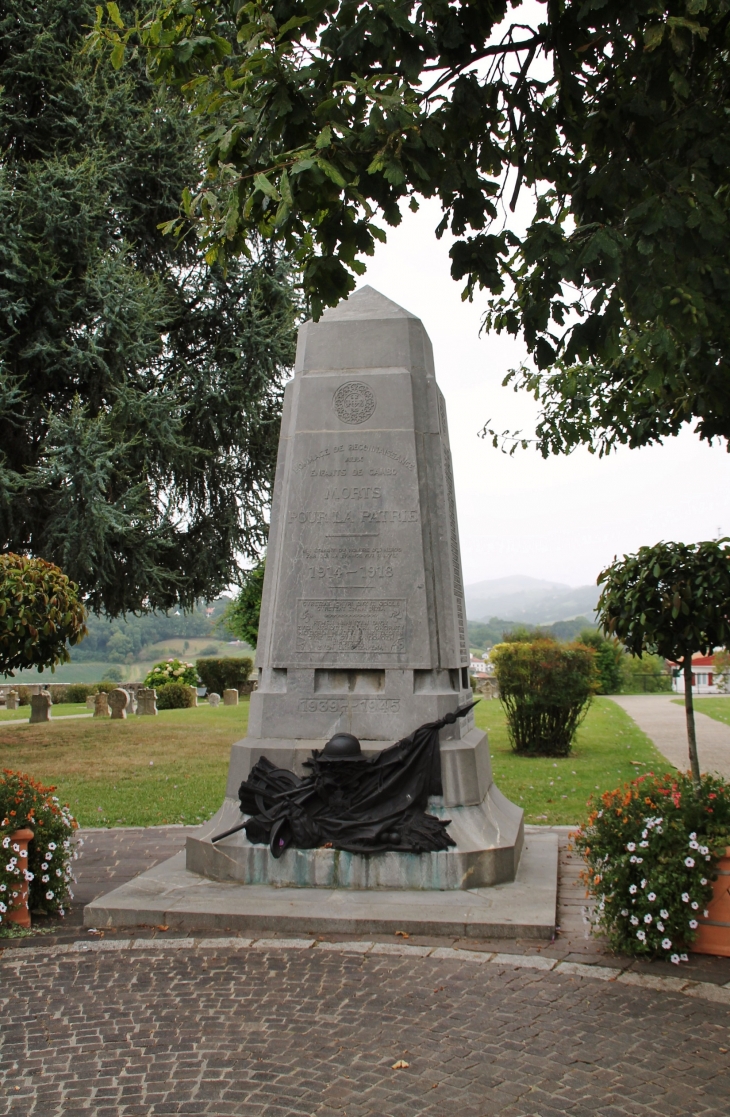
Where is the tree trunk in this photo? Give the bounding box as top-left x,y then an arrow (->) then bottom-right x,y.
683,656 -> 702,790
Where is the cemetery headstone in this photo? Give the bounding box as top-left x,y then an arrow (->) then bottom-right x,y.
85,695 -> 96,710
135,687 -> 158,716
223,689 -> 239,707
108,688 -> 131,719
29,692 -> 52,724
6,690 -> 19,711
94,692 -> 110,718
188,686 -> 198,707
207,693 -> 221,707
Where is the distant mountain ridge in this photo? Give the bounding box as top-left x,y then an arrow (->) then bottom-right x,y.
465,575 -> 598,626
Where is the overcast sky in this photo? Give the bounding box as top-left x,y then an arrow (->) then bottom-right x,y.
359,197 -> 730,590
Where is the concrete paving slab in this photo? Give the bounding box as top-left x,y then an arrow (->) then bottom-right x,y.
83,831 -> 557,939
610,694 -> 730,778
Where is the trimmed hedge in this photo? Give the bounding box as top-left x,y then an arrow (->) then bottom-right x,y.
156,682 -> 196,709
196,656 -> 254,695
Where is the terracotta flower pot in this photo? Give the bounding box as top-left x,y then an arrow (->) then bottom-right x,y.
691,846 -> 730,957
6,827 -> 34,929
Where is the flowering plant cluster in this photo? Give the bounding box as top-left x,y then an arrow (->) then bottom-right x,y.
0,769 -> 79,927
144,658 -> 197,689
575,771 -> 730,963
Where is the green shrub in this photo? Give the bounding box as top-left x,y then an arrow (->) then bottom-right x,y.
144,658 -> 197,689
0,769 -> 78,925
199,644 -> 220,656
65,684 -> 98,703
95,680 -> 118,694
196,656 -> 254,695
16,686 -> 31,706
155,682 -> 196,709
579,629 -> 624,694
575,772 -> 730,963
48,685 -> 68,704
491,638 -> 597,757
620,653 -> 672,694
0,554 -> 87,676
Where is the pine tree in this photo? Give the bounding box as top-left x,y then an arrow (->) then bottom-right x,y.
0,0 -> 300,615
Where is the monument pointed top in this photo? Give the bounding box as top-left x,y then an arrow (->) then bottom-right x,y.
320,285 -> 419,323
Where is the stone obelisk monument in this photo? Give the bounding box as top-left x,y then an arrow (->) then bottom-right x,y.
189,285 -> 524,888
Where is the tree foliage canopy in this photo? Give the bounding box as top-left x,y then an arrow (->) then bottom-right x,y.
0,554 -> 87,676
94,0 -> 730,455
1,0 -> 300,616
596,539 -> 730,662
219,559 -> 265,647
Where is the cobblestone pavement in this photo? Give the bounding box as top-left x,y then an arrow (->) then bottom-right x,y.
2,827 -> 730,1115
2,939 -> 730,1116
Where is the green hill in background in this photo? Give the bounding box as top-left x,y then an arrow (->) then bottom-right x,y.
9,599 -> 254,685
468,616 -> 594,652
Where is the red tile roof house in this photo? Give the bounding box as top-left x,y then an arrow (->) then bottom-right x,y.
668,653 -> 725,695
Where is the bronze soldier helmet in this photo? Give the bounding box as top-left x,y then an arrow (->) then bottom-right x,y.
322,732 -> 362,759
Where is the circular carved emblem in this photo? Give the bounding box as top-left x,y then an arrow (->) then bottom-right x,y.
333,381 -> 376,425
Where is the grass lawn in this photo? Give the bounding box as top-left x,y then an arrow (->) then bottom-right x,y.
0,695 -> 670,829
0,703 -> 90,721
684,696 -> 730,727
0,703 -> 248,828
475,696 -> 669,825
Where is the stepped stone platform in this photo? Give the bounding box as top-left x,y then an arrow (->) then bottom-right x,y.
83,829 -> 557,939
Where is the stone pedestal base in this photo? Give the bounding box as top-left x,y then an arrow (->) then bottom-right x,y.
83,830 -> 557,939
188,785 -> 522,891
192,725 -> 524,890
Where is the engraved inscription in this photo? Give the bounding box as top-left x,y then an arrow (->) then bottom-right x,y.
333,382 -> 376,425
297,599 -> 406,654
298,698 -> 400,714
295,443 -> 414,472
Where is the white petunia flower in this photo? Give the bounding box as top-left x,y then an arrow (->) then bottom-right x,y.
689,840 -> 699,850
41,875 -> 49,883
41,863 -> 48,870
641,879 -> 647,888
699,846 -> 709,856
23,871 -> 33,882
691,901 -> 698,910
630,855 -> 638,863
644,913 -> 653,924
701,878 -> 708,886
621,909 -> 629,917
629,884 -> 638,894
662,938 -> 672,950
648,893 -> 656,902
685,857 -> 695,868
640,841 -> 649,848
657,922 -> 665,932
45,890 -> 54,900
636,930 -> 646,941
48,843 -> 56,851
704,910 -> 710,918
689,919 -> 698,929
630,916 -> 639,926
670,954 -> 680,964
689,832 -> 697,840
660,909 -> 669,918
682,893 -> 690,903
627,842 -> 636,852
